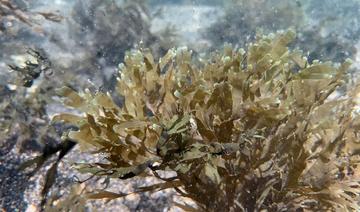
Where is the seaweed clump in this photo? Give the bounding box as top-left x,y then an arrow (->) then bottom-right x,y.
54,31 -> 360,211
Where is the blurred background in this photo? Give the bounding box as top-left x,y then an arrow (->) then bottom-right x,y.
1,0 -> 360,211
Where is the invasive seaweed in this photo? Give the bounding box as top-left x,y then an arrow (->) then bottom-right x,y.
53,31 -> 360,211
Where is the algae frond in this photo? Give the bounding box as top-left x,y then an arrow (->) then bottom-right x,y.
53,31 -> 360,211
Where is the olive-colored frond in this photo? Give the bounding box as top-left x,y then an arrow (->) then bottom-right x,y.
55,31 -> 360,211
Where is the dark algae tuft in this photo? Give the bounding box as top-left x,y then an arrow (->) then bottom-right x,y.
8,48 -> 51,87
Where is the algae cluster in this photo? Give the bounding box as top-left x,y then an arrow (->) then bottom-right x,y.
1,1 -> 360,211
0,1 -> 175,209
53,31 -> 360,211
0,0 -> 173,152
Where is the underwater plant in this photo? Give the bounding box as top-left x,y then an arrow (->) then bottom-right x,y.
0,1 -> 179,209
52,31 -> 360,211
